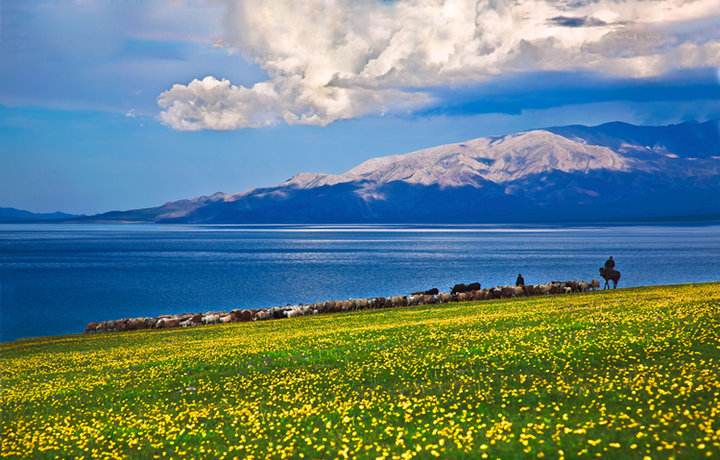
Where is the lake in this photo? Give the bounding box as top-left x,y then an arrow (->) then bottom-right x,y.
1,223 -> 719,341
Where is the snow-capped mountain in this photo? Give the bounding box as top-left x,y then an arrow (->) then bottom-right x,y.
84,120 -> 720,223
283,130 -> 632,189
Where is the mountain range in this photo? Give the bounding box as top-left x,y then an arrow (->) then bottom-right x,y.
50,120 -> 720,223
0,208 -> 77,223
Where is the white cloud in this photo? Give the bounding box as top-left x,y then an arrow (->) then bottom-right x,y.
158,77 -> 281,129
158,0 -> 720,130
158,75 -> 432,130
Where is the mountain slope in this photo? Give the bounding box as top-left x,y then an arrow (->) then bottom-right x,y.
86,120 -> 720,223
73,193 -> 229,223
548,120 -> 720,159
283,130 -> 631,188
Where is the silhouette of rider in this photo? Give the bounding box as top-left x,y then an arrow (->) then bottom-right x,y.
604,256 -> 615,271
515,273 -> 525,287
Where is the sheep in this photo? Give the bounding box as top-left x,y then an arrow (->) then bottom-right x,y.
355,298 -> 369,310
489,287 -> 503,299
179,318 -> 195,327
564,280 -> 582,292
469,290 -> 486,301
391,295 -> 407,307
230,309 -> 254,322
156,317 -> 182,328
126,317 -> 148,330
267,307 -> 280,319
201,314 -> 220,325
535,284 -> 549,295
84,278 -> 602,334
418,295 -> 433,305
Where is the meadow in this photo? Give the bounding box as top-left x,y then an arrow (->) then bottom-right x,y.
1,283 -> 719,459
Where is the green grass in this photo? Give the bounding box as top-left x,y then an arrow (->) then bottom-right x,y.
2,283 -> 720,459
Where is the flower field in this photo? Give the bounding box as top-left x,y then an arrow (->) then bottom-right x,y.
2,283 -> 719,459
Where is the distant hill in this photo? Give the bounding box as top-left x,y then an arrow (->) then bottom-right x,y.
0,208 -> 77,223
84,119 -> 720,223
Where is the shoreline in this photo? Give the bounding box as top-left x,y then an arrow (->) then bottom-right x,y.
3,281 -> 719,344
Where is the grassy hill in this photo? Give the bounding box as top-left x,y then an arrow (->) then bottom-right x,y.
2,283 -> 719,459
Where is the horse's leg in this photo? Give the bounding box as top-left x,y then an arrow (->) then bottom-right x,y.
612,278 -> 617,289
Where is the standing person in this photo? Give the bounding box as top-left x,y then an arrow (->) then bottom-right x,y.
515,273 -> 525,287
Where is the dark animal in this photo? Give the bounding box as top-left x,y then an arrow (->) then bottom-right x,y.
515,274 -> 525,287
411,287 -> 439,296
599,267 -> 621,289
451,282 -> 481,294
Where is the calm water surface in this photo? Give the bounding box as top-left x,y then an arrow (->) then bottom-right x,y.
1,223 -> 719,341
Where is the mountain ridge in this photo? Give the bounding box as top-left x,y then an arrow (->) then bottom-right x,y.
0,208 -> 77,223
72,119 -> 720,223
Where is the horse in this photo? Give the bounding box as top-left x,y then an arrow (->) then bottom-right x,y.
599,267 -> 621,289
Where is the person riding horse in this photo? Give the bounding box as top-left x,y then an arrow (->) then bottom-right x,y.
599,256 -> 621,289
604,256 -> 615,271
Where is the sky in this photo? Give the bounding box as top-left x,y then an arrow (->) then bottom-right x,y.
1,0 -> 719,214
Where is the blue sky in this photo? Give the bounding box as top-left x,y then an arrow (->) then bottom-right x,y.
1,1 -> 719,214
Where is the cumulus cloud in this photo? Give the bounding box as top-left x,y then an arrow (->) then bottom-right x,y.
158,75 -> 432,130
158,0 -> 720,130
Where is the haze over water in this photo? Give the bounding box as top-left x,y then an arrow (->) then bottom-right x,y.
1,223 -> 719,341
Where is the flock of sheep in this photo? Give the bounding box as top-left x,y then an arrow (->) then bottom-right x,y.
84,279 -> 600,334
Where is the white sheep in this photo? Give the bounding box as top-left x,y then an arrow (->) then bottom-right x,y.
202,314 -> 220,325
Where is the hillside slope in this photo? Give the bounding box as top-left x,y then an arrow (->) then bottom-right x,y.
2,283 -> 719,458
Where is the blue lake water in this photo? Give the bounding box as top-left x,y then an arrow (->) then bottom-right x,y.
1,223 -> 719,341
